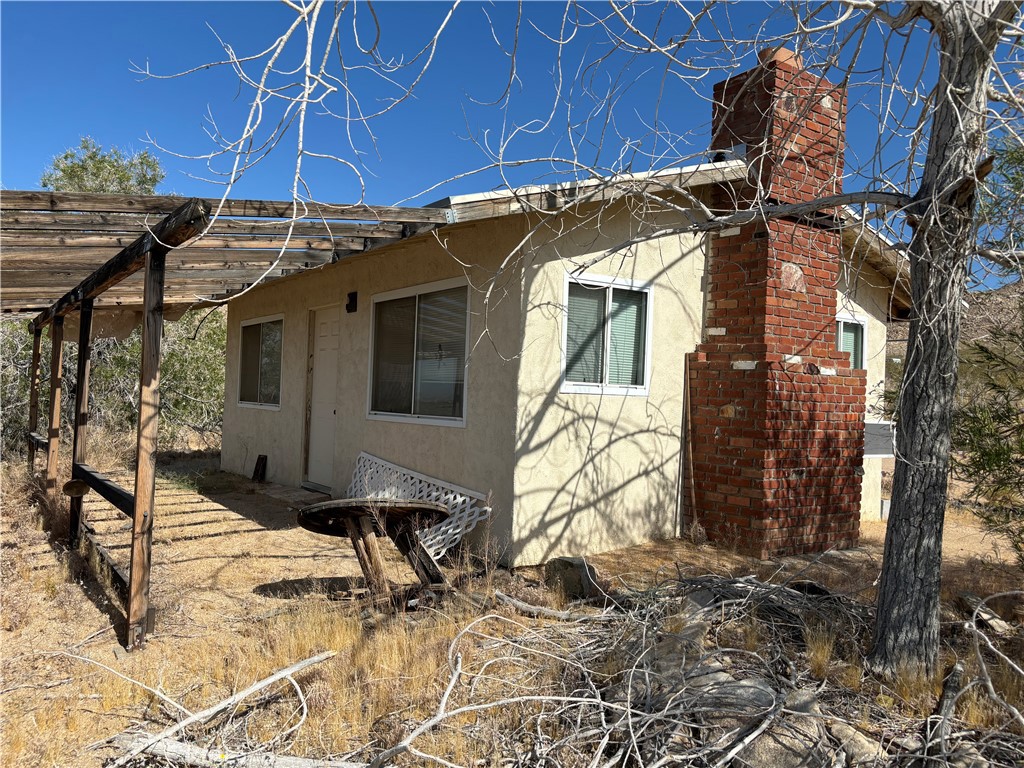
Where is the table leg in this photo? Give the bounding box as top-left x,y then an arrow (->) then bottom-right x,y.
344,517 -> 387,595
357,516 -> 389,594
391,528 -> 447,588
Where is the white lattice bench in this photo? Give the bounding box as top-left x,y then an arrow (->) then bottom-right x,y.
347,452 -> 492,563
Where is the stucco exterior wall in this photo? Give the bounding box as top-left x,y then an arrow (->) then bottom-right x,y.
223,216 -> 526,548
838,264 -> 893,521
509,204 -> 706,565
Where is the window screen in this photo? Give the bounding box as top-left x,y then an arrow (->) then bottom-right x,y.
239,319 -> 283,405
371,286 -> 468,419
837,320 -> 864,369
566,282 -> 648,388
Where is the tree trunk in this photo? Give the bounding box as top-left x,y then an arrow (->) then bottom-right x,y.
869,0 -> 1020,677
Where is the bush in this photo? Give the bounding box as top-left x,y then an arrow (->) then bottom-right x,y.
953,296 -> 1024,570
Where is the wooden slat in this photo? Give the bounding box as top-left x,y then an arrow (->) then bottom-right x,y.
26,327 -> 42,472
1,211 -> 407,238
1,190 -> 450,223
81,523 -> 130,607
31,199 -> 208,329
69,300 -> 93,547
2,246 -> 340,263
72,463 -> 134,518
2,231 -> 367,251
44,318 -> 64,494
127,248 -> 165,650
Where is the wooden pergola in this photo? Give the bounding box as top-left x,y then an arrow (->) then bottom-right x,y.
1,190 -> 452,649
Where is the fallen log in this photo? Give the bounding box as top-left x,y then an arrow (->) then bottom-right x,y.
109,651 -> 336,768
111,733 -> 365,768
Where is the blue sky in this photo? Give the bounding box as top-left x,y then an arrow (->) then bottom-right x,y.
1,1 -> 935,206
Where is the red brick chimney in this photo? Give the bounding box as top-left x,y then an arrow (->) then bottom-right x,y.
686,49 -> 866,558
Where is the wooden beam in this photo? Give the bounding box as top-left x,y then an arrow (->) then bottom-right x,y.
26,326 -> 42,473
69,299 -> 93,547
1,190 -> 450,223
72,463 -> 134,518
3,232 -> 365,251
44,317 -> 64,495
2,246 -> 337,263
31,198 -> 209,330
127,249 -> 165,649
81,523 -> 130,607
28,431 -> 47,450
0,217 -> 407,239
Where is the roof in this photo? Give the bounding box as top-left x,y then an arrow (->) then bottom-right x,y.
0,162 -> 912,322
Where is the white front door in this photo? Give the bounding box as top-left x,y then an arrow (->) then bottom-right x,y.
305,306 -> 341,489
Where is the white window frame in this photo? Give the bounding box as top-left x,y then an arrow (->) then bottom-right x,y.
238,314 -> 284,410
560,273 -> 653,397
836,311 -> 867,371
367,277 -> 470,428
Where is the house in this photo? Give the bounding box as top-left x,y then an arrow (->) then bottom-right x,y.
219,50 -> 910,565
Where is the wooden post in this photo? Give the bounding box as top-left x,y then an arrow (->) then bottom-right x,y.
70,299 -> 94,548
127,250 -> 165,649
26,325 -> 42,473
45,317 -> 65,495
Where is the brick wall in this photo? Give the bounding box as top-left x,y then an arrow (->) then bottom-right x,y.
686,50 -> 866,558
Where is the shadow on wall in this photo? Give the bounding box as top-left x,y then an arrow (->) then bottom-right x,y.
506,202 -> 707,565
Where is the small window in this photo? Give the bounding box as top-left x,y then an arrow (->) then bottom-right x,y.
565,280 -> 649,391
837,319 -> 864,369
239,319 -> 283,405
370,284 -> 468,421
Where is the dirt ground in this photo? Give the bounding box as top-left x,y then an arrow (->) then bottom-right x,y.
1,452 -> 1020,766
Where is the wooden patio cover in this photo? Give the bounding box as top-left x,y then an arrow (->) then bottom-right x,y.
1,190 -> 452,316
1,190 -> 454,650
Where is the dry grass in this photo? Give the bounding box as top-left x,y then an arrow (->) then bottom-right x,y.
2,451 -> 1022,765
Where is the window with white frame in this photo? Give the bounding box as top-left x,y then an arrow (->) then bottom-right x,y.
239,318 -> 283,406
370,281 -> 468,421
564,278 -> 650,392
837,318 -> 865,369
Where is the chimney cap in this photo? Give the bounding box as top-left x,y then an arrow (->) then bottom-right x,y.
757,46 -> 803,69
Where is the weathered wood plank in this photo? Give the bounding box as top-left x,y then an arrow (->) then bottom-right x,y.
44,318 -> 64,494
26,326 -> 42,472
3,231 -> 365,251
31,198 -> 209,329
72,463 -> 134,518
127,249 -> 165,650
1,214 -> 406,239
81,523 -> 130,607
2,246 -> 338,263
69,300 -> 93,547
1,190 -> 450,223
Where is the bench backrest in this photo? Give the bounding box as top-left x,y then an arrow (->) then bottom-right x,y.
347,452 -> 491,560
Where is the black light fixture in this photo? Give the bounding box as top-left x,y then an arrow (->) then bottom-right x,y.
346,291 -> 358,313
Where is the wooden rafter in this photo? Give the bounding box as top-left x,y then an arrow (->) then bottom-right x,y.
1,190 -> 451,315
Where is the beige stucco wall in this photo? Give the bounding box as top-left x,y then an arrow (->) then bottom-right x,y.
837,263 -> 893,521
220,199 -> 895,565
508,204 -> 706,564
222,216 -> 526,550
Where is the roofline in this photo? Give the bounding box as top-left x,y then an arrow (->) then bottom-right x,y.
838,206 -> 913,316
430,160 -> 748,221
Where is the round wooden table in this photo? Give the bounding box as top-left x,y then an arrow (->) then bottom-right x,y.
297,498 -> 449,594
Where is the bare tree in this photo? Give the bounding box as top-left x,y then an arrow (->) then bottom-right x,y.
142,0 -> 1023,676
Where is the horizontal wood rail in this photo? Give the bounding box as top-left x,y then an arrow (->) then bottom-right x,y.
80,523 -> 130,606
1,190 -> 450,223
28,431 -> 46,450
73,463 -> 134,518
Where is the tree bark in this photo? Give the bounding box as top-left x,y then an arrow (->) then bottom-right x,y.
869,0 -> 1021,677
